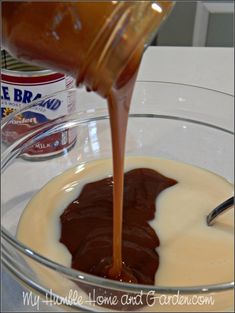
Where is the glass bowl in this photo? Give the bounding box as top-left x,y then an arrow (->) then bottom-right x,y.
1,82 -> 234,312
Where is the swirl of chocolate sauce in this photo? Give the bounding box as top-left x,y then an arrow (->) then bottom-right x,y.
60,168 -> 177,284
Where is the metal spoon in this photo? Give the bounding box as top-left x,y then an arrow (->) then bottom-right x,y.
207,196 -> 234,226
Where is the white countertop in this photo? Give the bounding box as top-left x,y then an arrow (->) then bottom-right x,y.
2,46 -> 234,312
137,47 -> 234,95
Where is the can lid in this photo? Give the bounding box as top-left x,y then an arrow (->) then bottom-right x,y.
1,49 -> 46,72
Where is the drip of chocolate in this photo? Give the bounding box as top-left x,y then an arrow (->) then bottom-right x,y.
60,168 -> 177,285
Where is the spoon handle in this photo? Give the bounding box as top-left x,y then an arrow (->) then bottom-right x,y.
207,196 -> 234,226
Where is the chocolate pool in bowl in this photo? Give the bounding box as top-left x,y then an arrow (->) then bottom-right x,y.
1,83 -> 234,312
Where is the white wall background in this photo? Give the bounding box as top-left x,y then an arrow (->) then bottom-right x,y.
154,1 -> 234,47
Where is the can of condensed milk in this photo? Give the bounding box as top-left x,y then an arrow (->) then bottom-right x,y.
1,50 -> 77,160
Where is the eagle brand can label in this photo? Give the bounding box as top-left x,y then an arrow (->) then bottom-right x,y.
1,70 -> 77,159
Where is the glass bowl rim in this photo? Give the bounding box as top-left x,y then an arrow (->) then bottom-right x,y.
1,82 -> 234,294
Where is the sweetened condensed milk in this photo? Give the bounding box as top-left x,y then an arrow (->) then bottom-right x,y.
17,157 -> 234,310
1,50 -> 76,159
2,2 -> 234,311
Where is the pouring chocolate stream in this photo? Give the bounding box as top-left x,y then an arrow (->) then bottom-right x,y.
2,1 -> 174,280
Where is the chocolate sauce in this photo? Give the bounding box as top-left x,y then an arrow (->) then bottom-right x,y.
107,55 -> 140,278
60,168 -> 177,284
3,1 -> 174,283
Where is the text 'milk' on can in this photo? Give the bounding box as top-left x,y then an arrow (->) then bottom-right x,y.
1,50 -> 77,160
